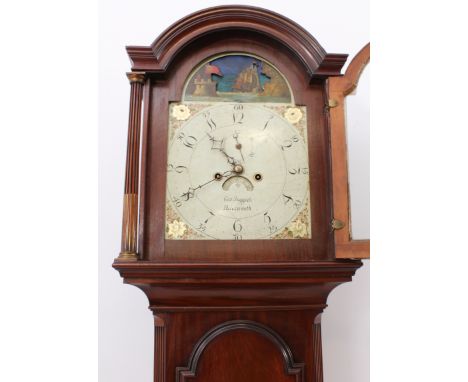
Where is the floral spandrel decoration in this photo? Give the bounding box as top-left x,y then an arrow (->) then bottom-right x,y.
172,104 -> 191,121
272,202 -> 311,239
284,107 -> 303,124
165,201 -> 206,240
167,220 -> 187,239
288,220 -> 308,238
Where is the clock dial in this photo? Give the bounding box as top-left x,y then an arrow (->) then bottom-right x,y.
166,103 -> 310,240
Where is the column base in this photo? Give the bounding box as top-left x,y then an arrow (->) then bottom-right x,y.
116,251 -> 139,261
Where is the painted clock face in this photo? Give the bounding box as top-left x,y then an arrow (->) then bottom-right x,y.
166,103 -> 311,240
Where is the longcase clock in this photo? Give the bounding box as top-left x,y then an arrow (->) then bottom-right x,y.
113,5 -> 369,382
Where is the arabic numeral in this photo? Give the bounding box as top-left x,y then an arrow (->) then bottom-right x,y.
177,132 -> 198,149
233,104 -> 244,124
181,187 -> 195,201
282,194 -> 293,205
204,211 -> 215,224
263,212 -> 277,233
233,219 -> 243,232
293,200 -> 302,209
233,219 -> 243,239
171,196 -> 182,207
263,212 -> 271,224
288,167 -> 309,175
203,112 -> 217,131
263,115 -> 274,130
196,211 -> 214,233
281,135 -> 299,150
167,164 -> 187,173
282,194 -> 302,209
269,225 -> 278,234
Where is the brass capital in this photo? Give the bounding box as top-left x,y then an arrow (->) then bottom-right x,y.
126,72 -> 146,84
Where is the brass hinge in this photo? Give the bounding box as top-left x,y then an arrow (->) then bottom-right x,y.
327,99 -> 339,109
324,99 -> 338,114
331,219 -> 345,231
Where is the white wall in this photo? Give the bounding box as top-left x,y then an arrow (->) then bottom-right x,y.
98,1 -> 369,381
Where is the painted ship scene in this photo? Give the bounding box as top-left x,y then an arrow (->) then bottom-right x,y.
184,54 -> 292,103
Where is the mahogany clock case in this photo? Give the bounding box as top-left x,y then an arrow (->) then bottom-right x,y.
112,6 -> 366,382
134,25 -> 343,263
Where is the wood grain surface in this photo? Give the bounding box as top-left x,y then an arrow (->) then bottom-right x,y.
328,43 -> 370,259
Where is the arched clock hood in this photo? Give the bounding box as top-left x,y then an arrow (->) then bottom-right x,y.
126,5 -> 348,79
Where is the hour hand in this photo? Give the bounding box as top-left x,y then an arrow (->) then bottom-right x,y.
207,133 -> 238,165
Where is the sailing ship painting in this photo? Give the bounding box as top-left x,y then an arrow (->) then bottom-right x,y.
184,54 -> 292,103
232,62 -> 262,93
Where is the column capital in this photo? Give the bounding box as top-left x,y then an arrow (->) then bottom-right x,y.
126,71 -> 146,84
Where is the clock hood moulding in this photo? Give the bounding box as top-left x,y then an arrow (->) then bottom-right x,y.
125,5 -> 348,80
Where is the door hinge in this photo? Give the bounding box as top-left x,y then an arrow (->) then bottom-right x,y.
331,218 -> 345,231
327,99 -> 339,109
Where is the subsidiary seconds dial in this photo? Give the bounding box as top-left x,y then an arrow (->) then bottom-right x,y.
166,103 -> 310,240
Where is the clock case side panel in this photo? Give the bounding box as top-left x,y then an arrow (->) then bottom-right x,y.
138,30 -> 338,262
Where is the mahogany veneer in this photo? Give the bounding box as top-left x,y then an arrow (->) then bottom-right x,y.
113,261 -> 362,382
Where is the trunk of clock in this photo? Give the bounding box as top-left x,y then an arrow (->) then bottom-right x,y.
113,261 -> 361,382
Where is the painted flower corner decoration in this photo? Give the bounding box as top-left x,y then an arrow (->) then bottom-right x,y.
172,104 -> 191,121
271,203 -> 311,239
167,220 -> 187,239
284,107 -> 303,124
288,220 -> 308,238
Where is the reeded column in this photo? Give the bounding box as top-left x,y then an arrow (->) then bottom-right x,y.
154,314 -> 167,382
312,314 -> 324,382
117,72 -> 146,261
